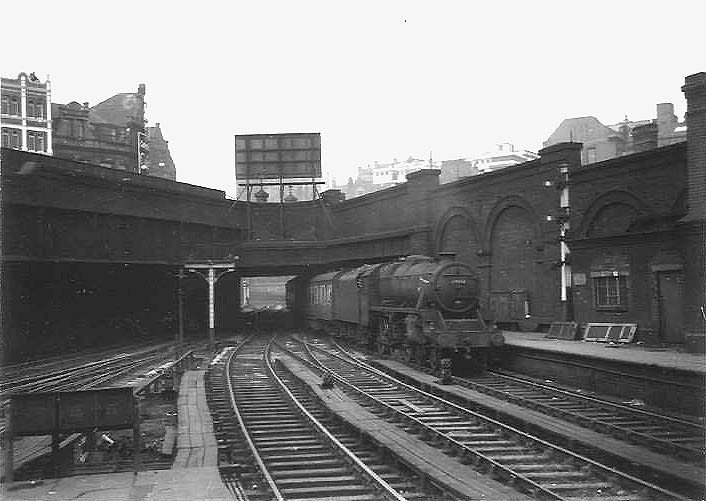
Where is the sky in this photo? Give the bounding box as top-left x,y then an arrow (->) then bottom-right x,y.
2,1 -> 703,198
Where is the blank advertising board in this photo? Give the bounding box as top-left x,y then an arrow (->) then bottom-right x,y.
235,132 -> 321,181
10,388 -> 134,436
57,388 -> 134,431
11,393 -> 57,435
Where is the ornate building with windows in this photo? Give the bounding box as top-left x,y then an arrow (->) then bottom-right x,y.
144,123 -> 176,180
52,84 -> 149,173
0,72 -> 52,154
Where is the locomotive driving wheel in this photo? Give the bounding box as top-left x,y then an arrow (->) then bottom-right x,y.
376,317 -> 392,356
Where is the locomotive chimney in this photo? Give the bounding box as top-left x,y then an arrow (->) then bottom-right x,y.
437,252 -> 456,262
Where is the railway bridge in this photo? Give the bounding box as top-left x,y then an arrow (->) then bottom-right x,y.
1,73 -> 704,360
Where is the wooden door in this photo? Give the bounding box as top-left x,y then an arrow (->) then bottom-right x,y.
658,271 -> 684,344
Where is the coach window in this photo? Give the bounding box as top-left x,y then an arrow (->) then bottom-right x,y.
27,132 -> 35,151
36,102 -> 44,119
11,98 -> 20,115
1,96 -> 8,114
28,102 -> 35,117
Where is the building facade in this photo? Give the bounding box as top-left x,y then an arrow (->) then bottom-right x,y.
1,72 -> 52,154
51,84 -> 175,180
52,84 -> 148,173
439,143 -> 539,183
145,123 -> 176,180
543,103 -> 687,165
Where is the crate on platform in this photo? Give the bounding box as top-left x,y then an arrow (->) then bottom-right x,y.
582,323 -> 637,343
545,321 -> 579,340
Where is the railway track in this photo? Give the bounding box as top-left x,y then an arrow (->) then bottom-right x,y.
450,369 -> 705,464
332,338 -> 706,465
285,336 -> 692,501
206,335 -> 445,500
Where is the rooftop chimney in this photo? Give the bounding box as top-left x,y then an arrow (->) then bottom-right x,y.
631,122 -> 658,153
656,103 -> 679,146
681,72 -> 706,222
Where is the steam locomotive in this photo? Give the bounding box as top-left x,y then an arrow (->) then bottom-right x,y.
286,253 -> 504,373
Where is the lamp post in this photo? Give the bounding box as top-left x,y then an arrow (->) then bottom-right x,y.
184,260 -> 237,349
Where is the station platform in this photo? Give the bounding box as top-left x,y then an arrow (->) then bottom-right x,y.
2,370 -> 231,501
278,354 -> 534,501
501,330 -> 706,374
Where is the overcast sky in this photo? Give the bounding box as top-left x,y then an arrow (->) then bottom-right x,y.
2,1 -> 703,198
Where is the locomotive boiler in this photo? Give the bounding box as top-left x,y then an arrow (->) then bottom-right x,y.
286,253 -> 504,373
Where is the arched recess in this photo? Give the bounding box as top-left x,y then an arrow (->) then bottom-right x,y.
576,190 -> 651,239
482,195 -> 542,254
434,207 -> 482,267
484,196 -> 542,325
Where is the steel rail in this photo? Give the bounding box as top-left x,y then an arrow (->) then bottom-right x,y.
286,340 -> 559,499
1,344 -> 171,392
332,340 -> 704,461
300,338 -> 689,501
264,339 -> 410,501
454,370 -> 705,461
223,342 -> 285,501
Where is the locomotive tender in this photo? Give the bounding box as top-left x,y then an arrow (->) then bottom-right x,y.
286,253 -> 504,373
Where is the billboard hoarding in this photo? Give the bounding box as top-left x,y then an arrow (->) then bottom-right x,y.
10,388 -> 134,436
235,132 -> 321,181
11,393 -> 57,435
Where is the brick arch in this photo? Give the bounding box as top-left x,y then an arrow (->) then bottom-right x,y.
576,190 -> 651,239
433,207 -> 482,265
482,195 -> 542,254
484,197 -> 542,324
